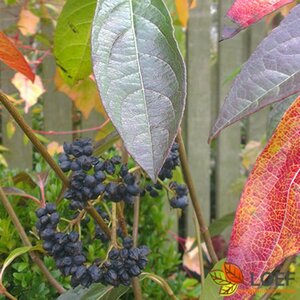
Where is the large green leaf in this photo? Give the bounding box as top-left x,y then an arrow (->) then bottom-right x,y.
57,283 -> 129,300
91,0 -> 186,180
54,0 -> 97,85
208,212 -> 235,237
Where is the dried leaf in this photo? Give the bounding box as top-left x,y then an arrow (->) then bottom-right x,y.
0,32 -> 35,81
17,8 -> 40,36
12,73 -> 45,113
55,69 -> 106,119
175,0 -> 189,28
227,96 -> 300,299
47,141 -> 63,156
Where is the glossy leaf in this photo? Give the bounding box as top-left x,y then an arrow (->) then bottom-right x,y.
0,32 -> 34,81
54,0 -> 97,85
210,4 -> 300,141
210,270 -> 231,286
222,263 -> 244,284
222,0 -> 294,39
92,0 -> 186,180
57,283 -> 129,300
227,96 -> 300,299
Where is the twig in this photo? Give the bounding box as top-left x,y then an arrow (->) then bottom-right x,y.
85,204 -> 111,239
0,186 -> 65,294
0,91 -> 69,187
259,256 -> 296,300
132,196 -> 143,300
1,288 -> 17,300
193,212 -> 205,289
116,203 -> 128,236
176,130 -> 218,264
111,203 -> 118,247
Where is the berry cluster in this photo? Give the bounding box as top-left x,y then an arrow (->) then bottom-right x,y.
36,204 -> 149,288
169,182 -> 189,209
158,143 -> 180,180
101,237 -> 149,286
36,204 -> 94,287
104,165 -> 140,205
59,139 -> 141,207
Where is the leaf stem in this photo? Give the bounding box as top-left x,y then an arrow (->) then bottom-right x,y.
132,192 -> 143,300
142,272 -> 178,300
176,130 -> 218,264
0,186 -> 65,294
193,212 -> 205,289
111,203 -> 118,247
0,91 -> 69,187
116,203 -> 128,236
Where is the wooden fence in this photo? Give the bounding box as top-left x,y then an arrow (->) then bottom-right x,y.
0,1 -> 269,237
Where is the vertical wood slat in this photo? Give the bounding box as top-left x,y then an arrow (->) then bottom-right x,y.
216,0 -> 245,219
248,21 -> 269,141
0,3 -> 33,169
186,0 -> 212,235
42,22 -> 73,145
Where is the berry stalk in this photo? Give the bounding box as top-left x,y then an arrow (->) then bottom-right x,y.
176,130 -> 218,264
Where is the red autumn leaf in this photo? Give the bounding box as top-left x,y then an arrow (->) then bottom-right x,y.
222,0 -> 295,40
0,32 -> 35,82
222,262 -> 244,284
226,96 -> 300,299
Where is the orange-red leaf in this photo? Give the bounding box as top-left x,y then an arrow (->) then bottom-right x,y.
0,32 -> 34,81
222,262 -> 244,284
227,96 -> 300,299
222,0 -> 294,39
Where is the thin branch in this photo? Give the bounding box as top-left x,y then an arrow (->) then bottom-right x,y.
193,212 -> 205,289
85,204 -> 111,239
0,186 -> 65,294
259,256 -> 295,300
116,203 -> 128,236
176,130 -> 218,264
132,196 -> 143,300
0,91 -> 69,187
111,203 -> 118,247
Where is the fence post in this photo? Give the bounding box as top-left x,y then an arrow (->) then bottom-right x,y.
185,0 -> 212,235
0,3 -> 33,169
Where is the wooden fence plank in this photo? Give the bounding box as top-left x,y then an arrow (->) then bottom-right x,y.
185,0 -> 212,234
216,0 -> 244,219
0,3 -> 33,170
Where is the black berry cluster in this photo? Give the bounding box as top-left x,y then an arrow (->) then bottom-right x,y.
158,143 -> 180,180
104,165 -> 140,205
101,237 -> 150,286
36,204 -> 95,287
36,204 -> 149,288
169,182 -> 189,209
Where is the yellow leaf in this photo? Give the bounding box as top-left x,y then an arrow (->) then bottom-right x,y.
17,8 -> 40,36
219,283 -> 238,296
175,0 -> 189,28
55,69 -> 106,119
241,140 -> 264,170
0,154 -> 8,168
12,72 -> 45,113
